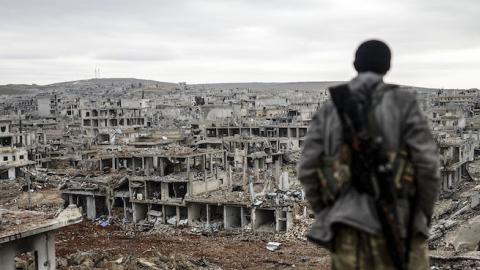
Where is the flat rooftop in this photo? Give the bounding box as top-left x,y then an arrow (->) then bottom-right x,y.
0,206 -> 82,244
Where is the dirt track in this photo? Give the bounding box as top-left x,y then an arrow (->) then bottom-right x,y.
55,221 -> 330,269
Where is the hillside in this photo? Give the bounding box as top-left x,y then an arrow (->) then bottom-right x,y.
0,78 -> 177,96
0,78 -> 450,96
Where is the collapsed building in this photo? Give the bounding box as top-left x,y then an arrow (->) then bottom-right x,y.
0,206 -> 82,270
0,79 -> 479,267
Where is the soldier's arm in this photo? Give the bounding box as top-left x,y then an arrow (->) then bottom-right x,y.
298,107 -> 326,213
403,98 -> 441,222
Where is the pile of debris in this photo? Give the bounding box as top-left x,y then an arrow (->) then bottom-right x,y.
163,144 -> 195,156
58,250 -> 222,270
190,221 -> 225,235
429,180 -> 480,265
0,180 -> 22,206
253,189 -> 303,208
15,188 -> 65,215
284,217 -> 313,241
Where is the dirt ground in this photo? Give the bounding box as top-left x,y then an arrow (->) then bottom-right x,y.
55,221 -> 331,269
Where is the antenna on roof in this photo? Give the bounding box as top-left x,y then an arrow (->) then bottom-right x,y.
94,67 -> 101,79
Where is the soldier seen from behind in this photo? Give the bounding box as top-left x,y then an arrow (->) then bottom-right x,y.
298,40 -> 441,269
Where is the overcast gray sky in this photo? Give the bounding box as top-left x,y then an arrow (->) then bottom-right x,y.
0,0 -> 478,88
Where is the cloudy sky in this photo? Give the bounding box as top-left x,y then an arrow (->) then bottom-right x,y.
0,0 -> 478,88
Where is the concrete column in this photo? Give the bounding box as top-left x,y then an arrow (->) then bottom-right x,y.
106,196 -> 112,218
251,208 -> 256,233
227,164 -> 232,190
223,206 -> 228,228
203,155 -> 207,192
161,183 -> 169,199
187,179 -> 192,196
162,205 -> 166,224
0,242 -> 16,270
206,204 -> 210,226
68,194 -> 74,205
176,206 -> 180,225
34,232 -> 56,270
254,159 -> 259,180
209,154 -> 213,174
122,197 -> 127,221
8,167 -> 15,180
0,232 -> 56,270
159,158 -> 165,176
153,156 -> 158,168
112,157 -> 116,170
275,210 -> 281,232
186,157 -> 191,181
240,207 -> 246,228
223,151 -> 227,168
242,156 -> 247,187
286,211 -> 294,231
145,157 -> 150,176
275,160 -> 281,187
86,196 -> 96,220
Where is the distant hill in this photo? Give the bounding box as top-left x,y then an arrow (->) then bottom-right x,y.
0,78 -> 450,96
46,78 -> 177,91
191,81 -> 344,91
0,84 -> 43,96
0,78 -> 177,96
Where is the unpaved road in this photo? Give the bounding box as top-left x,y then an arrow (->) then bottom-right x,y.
56,221 -> 330,269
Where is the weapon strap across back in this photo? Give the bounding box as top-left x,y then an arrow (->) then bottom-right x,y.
329,82 -> 411,270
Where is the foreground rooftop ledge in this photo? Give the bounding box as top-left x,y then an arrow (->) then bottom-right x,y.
0,205 -> 82,244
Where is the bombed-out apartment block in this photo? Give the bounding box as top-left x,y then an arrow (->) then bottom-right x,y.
427,89 -> 480,191
0,119 -> 36,180
58,142 -> 299,233
205,124 -> 308,148
1,80 -> 480,242
437,136 -> 476,190
79,99 -> 150,144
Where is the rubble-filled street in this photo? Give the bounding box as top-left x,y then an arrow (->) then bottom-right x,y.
55,221 -> 329,269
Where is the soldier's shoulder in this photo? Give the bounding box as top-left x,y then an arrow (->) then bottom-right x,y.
382,84 -> 417,105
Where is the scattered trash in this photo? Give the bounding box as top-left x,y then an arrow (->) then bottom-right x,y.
167,216 -> 177,225
266,242 -> 282,251
97,217 -> 111,228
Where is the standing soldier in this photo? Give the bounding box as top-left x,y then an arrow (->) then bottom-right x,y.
298,40 -> 440,269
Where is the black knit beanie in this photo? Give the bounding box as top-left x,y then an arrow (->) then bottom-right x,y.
354,40 -> 391,74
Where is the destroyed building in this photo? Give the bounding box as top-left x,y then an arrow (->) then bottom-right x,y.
0,79 -> 480,268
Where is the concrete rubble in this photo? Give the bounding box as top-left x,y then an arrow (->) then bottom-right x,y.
0,79 -> 479,268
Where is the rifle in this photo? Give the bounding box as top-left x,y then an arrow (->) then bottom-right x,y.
329,84 -> 411,270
